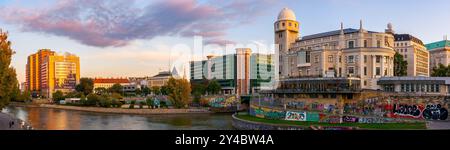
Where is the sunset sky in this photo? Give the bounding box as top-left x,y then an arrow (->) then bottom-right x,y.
0,0 -> 449,83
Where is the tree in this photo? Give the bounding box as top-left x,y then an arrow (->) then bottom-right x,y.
135,88 -> 142,96
394,52 -> 408,76
0,30 -> 19,109
207,80 -> 221,95
76,78 -> 94,95
86,93 -> 100,106
111,92 -> 123,100
94,87 -> 107,95
160,86 -> 170,95
108,83 -> 123,95
167,77 -> 191,108
52,91 -> 65,102
431,64 -> 450,77
142,86 -> 151,96
151,86 -> 161,95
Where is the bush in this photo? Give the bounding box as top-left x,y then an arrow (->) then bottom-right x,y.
199,97 -> 210,107
160,101 -> 167,108
111,99 -> 122,108
146,97 -> 154,108
129,100 -> 136,109
139,101 -> 146,109
99,96 -> 112,108
85,94 -> 100,106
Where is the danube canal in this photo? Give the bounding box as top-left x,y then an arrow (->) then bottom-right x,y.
2,106 -> 234,130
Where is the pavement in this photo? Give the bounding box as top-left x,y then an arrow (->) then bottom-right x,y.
0,112 -> 31,130
426,120 -> 450,130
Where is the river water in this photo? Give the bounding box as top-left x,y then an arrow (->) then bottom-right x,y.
2,106 -> 234,130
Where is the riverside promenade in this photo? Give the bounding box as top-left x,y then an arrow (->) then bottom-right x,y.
0,113 -> 31,130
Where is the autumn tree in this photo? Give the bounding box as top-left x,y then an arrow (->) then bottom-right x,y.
76,78 -> 94,95
0,30 -> 19,109
167,77 -> 191,108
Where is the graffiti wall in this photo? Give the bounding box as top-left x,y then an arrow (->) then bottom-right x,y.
209,96 -> 238,108
250,105 -> 286,120
285,111 -> 307,121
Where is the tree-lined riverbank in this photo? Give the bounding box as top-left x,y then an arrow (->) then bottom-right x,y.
10,102 -> 211,115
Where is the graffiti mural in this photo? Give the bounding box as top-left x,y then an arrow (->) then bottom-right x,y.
285,111 -> 307,121
319,115 -> 341,124
342,116 -> 359,123
423,104 -> 448,120
392,104 -> 423,119
250,105 -> 286,120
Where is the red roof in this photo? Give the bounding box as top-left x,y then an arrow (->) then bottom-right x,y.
94,78 -> 129,84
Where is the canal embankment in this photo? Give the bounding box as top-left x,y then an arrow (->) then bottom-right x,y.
9,102 -> 212,115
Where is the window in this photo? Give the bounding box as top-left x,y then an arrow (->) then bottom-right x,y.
282,23 -> 285,26
339,68 -> 342,77
364,67 -> 367,76
376,67 -> 381,75
400,43 -> 403,46
405,49 -> 407,53
328,55 -> 333,63
377,40 -> 381,48
401,84 -> 405,92
404,55 -> 407,59
364,55 -> 367,63
405,43 -> 408,46
339,56 -> 342,63
314,56 -> 319,63
348,41 -> 355,49
289,22 -> 292,26
348,67 -> 355,74
348,55 -> 354,63
376,56 -> 381,63
306,51 -> 310,63
364,40 -> 368,48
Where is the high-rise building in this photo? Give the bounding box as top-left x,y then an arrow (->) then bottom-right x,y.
426,37 -> 450,70
26,50 -> 80,98
26,49 -> 55,92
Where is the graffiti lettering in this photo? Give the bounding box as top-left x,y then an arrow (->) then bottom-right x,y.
392,104 -> 422,118
342,116 -> 359,123
423,104 -> 448,120
285,111 -> 307,121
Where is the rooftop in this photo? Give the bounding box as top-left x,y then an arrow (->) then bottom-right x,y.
394,34 -> 424,46
426,40 -> 450,50
300,28 -> 378,41
94,78 -> 129,84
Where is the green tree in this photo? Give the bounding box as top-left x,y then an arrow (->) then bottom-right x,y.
52,90 -> 65,102
146,97 -> 154,108
142,86 -> 151,96
207,80 -> 221,95
394,52 -> 408,76
151,86 -> 161,95
111,92 -> 123,100
94,87 -> 107,95
86,93 -> 100,106
167,77 -> 192,108
76,78 -> 94,95
160,86 -> 170,95
431,64 -> 450,77
0,31 -> 19,109
108,83 -> 123,95
135,88 -> 142,96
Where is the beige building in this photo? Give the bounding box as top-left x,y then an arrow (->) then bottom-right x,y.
393,33 -> 429,77
93,78 -> 130,90
276,8 -> 396,90
426,38 -> 450,70
147,71 -> 172,87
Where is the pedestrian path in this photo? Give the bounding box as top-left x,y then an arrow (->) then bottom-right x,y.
0,113 -> 30,130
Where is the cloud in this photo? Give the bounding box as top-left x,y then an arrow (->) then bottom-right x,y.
0,0 -> 276,47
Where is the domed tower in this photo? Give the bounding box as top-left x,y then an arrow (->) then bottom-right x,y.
275,8 -> 299,78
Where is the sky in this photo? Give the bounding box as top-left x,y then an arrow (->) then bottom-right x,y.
0,0 -> 449,83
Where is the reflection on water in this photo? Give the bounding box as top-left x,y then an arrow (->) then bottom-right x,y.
2,106 -> 233,130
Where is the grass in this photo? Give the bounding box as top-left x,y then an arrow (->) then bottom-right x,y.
235,114 -> 427,130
